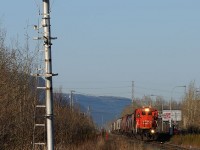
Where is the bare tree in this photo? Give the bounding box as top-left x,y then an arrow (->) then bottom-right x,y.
182,81 -> 200,132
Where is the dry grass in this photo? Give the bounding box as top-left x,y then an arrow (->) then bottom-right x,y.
55,135 -> 144,150
170,134 -> 200,148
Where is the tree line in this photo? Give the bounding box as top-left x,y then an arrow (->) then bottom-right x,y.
0,25 -> 96,149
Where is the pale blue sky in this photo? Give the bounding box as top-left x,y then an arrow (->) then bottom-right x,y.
1,0 -> 200,100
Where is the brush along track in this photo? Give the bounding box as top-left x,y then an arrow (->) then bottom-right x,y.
112,133 -> 200,150
146,141 -> 195,150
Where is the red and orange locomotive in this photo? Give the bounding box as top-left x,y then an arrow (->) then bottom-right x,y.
111,106 -> 158,140
135,107 -> 158,139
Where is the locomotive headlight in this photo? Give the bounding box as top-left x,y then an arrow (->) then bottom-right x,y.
144,108 -> 150,112
150,129 -> 155,134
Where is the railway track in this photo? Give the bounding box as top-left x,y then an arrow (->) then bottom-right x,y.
147,141 -> 195,150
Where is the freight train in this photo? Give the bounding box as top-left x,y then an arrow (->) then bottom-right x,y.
111,106 -> 158,140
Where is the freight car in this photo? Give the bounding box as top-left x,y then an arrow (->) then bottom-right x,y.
111,106 -> 158,140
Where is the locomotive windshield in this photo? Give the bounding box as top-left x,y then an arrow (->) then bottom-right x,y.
142,111 -> 152,115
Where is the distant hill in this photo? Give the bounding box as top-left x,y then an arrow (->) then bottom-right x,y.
35,77 -> 131,127
72,94 -> 131,128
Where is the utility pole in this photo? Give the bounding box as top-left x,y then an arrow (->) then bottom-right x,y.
70,90 -> 75,110
87,106 -> 91,116
132,81 -> 134,103
43,0 -> 57,149
33,2 -> 57,149
169,85 -> 186,135
161,102 -> 163,132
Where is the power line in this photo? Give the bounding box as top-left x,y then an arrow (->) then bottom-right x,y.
54,85 -> 131,90
53,80 -> 175,94
68,91 -> 130,98
53,82 -> 185,100
33,0 -> 41,15
49,0 -> 55,12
